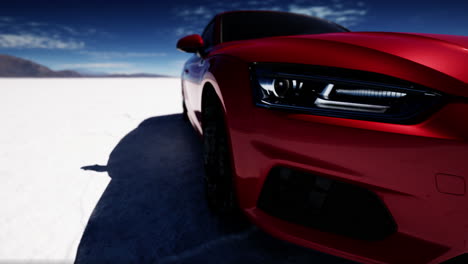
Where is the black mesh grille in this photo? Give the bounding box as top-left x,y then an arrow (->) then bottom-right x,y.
257,167 -> 397,240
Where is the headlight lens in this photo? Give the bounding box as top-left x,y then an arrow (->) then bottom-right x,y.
252,63 -> 443,123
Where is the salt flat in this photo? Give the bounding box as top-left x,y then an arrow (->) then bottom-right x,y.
0,78 -> 181,263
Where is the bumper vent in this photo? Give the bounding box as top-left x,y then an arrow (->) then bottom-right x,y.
257,167 -> 397,240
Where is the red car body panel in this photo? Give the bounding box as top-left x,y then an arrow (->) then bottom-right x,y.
180,13 -> 468,264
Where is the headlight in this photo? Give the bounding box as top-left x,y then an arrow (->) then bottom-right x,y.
251,63 -> 444,124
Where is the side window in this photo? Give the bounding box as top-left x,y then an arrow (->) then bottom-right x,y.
202,20 -> 215,49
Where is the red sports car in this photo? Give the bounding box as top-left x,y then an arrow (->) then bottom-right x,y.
177,10 -> 468,264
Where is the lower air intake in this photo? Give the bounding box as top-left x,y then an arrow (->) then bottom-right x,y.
257,167 -> 397,240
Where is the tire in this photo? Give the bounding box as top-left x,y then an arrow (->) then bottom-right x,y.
202,98 -> 238,215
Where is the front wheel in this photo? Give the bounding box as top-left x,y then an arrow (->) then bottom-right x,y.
202,98 -> 238,214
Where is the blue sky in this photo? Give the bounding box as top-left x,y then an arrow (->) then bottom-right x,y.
0,0 -> 466,76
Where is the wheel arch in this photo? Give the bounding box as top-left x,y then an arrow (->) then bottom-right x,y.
200,76 -> 228,131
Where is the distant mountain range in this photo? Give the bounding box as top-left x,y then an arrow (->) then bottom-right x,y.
0,54 -> 170,78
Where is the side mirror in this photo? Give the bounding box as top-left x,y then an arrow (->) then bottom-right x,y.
176,34 -> 204,53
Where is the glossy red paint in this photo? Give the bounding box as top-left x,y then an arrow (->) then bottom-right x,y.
179,12 -> 468,264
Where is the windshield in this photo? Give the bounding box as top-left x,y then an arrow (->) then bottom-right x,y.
221,11 -> 349,43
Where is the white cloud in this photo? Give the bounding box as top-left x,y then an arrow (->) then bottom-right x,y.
80,51 -> 167,59
289,5 -> 366,18
0,16 -> 100,43
288,5 -> 367,26
0,34 -> 85,49
175,27 -> 195,37
193,7 -> 209,15
61,26 -> 80,35
59,63 -> 132,69
0,17 -> 98,49
177,6 -> 212,17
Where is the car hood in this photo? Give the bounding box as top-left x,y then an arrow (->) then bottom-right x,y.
211,32 -> 468,96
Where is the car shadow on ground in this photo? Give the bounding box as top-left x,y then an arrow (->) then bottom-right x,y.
75,113 -> 354,264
